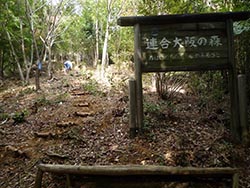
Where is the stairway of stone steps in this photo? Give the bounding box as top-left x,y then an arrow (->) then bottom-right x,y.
34,88 -> 97,140
71,89 -> 93,118
57,88 -> 94,127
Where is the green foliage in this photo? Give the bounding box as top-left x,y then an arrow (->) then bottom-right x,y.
137,0 -> 206,15
1,0 -> 249,85
0,112 -> 9,121
35,95 -> 52,106
12,109 -> 28,124
18,87 -> 35,97
54,93 -> 70,104
82,79 -> 102,96
189,71 -> 227,104
137,0 -> 238,16
143,100 -> 163,130
233,0 -> 250,11
144,102 -> 161,114
35,93 -> 69,107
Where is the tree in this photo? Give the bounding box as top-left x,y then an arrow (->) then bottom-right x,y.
24,0 -> 45,89
5,0 -> 28,84
97,0 -> 125,78
40,0 -> 74,79
3,0 -> 46,87
0,0 -> 11,80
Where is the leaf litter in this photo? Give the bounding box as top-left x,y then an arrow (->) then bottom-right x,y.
0,71 -> 249,188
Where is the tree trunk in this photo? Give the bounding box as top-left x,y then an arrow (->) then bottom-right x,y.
94,19 -> 99,67
25,0 -> 42,90
101,22 -> 109,78
35,62 -> 41,91
0,48 -> 4,79
6,31 -> 25,83
93,0 -> 99,68
155,73 -> 167,98
20,18 -> 31,84
47,47 -> 53,79
101,0 -> 113,79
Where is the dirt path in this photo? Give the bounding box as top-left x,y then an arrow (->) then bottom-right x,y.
0,74 -> 249,187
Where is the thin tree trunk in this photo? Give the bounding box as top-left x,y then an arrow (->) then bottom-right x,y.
25,0 -> 42,90
47,47 -> 53,79
20,18 -> 32,84
94,19 -> 99,67
100,0 -> 113,79
101,22 -> 109,78
0,48 -> 4,79
6,31 -> 25,83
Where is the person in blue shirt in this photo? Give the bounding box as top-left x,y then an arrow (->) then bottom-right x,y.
64,60 -> 72,73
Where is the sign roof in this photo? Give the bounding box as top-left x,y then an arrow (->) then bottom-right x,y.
117,11 -> 250,26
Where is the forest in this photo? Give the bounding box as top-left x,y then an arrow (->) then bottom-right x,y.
0,0 -> 250,187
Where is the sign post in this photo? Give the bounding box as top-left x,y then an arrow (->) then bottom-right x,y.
118,11 -> 250,140
134,24 -> 144,132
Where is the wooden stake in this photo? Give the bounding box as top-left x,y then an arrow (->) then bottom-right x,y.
232,173 -> 239,188
129,79 -> 137,138
227,19 -> 241,141
34,169 -> 43,188
134,24 -> 143,132
238,74 -> 249,143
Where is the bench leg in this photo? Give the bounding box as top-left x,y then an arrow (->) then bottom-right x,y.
34,169 -> 43,188
66,174 -> 72,188
232,173 -> 239,188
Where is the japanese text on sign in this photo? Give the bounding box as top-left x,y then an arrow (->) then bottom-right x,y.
144,35 -> 223,50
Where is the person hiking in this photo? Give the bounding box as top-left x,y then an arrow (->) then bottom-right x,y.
64,60 -> 72,73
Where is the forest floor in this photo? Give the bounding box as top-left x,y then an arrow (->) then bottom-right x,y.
0,66 -> 250,188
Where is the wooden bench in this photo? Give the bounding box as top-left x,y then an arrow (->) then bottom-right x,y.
34,164 -> 239,188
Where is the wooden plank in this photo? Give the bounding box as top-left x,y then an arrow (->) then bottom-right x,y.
142,58 -> 229,66
140,22 -> 226,32
35,164 -> 238,188
141,42 -> 228,52
117,11 -> 250,26
74,102 -> 89,107
142,65 -> 230,72
142,61 -> 229,72
142,51 -> 229,61
37,164 -> 238,176
74,111 -> 93,117
156,22 -> 226,30
134,24 -> 144,132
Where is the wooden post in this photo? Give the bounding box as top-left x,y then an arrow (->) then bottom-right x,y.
227,19 -> 241,141
129,79 -> 137,138
34,169 -> 43,188
134,24 -> 143,132
66,174 -> 72,188
238,74 -> 249,143
232,173 -> 239,188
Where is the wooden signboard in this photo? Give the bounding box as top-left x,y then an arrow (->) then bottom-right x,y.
118,12 -> 250,140
140,22 -> 228,72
